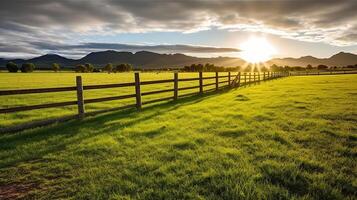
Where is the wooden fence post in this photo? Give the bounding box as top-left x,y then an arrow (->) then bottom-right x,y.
174,72 -> 178,100
134,72 -> 142,110
263,72 -> 266,80
244,72 -> 247,85
249,72 -> 251,83
228,72 -> 231,86
199,71 -> 203,94
258,72 -> 260,82
237,72 -> 241,87
76,76 -> 85,118
253,72 -> 256,82
215,72 -> 219,90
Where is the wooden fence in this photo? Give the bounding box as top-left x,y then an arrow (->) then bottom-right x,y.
0,71 -> 287,133
289,70 -> 357,76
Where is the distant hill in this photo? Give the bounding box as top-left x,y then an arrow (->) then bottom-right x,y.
0,50 -> 246,69
78,50 -> 247,68
267,52 -> 357,67
0,51 -> 356,70
27,54 -> 76,68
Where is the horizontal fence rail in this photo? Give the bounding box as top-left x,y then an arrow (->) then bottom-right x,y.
0,71 -> 288,133
289,70 -> 357,76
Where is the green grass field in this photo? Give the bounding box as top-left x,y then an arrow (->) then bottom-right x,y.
0,74 -> 356,199
0,72 -> 220,127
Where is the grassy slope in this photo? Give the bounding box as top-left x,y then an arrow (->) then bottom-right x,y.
0,75 -> 356,199
0,72 -> 219,127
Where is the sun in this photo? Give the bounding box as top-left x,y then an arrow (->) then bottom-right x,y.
240,37 -> 276,63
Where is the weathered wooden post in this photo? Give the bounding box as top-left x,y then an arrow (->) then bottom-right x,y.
244,72 -> 247,85
253,72 -> 256,82
263,72 -> 266,80
258,72 -> 260,82
215,72 -> 219,90
237,72 -> 241,87
199,71 -> 203,94
228,72 -> 231,86
76,76 -> 85,118
174,72 -> 178,100
134,72 -> 142,110
249,72 -> 251,83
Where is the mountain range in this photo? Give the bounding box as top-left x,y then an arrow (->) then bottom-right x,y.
0,51 -> 356,69
267,52 -> 357,67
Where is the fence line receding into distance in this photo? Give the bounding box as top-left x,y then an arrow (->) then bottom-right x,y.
0,71 -> 287,133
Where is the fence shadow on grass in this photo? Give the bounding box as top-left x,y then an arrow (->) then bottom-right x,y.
0,87 -> 232,168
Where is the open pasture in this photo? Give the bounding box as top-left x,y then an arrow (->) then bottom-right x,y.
0,74 -> 356,199
0,72 -> 223,128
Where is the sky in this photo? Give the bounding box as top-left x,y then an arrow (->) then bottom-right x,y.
0,0 -> 356,59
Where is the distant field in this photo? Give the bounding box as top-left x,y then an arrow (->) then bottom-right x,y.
0,72 -> 222,127
0,74 -> 356,199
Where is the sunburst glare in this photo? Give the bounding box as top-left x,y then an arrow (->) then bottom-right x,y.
240,37 -> 277,63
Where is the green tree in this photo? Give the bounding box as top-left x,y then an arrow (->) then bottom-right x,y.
52,63 -> 60,72
114,63 -> 133,72
183,66 -> 191,72
283,66 -> 291,72
21,63 -> 35,73
270,64 -> 279,71
85,63 -> 94,72
75,64 -> 86,73
103,63 -> 113,73
317,64 -> 328,70
6,62 -> 18,73
306,64 -> 313,70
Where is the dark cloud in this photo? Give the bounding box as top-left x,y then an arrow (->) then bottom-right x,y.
337,34 -> 357,42
0,0 -> 356,57
0,40 -> 240,58
30,41 -> 240,54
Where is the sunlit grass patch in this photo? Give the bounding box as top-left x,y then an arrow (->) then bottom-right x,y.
0,74 -> 356,199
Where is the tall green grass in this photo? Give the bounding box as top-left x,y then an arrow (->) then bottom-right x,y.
0,72 -> 220,127
0,74 -> 356,199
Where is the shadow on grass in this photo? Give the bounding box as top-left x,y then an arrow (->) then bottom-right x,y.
0,88 -> 231,168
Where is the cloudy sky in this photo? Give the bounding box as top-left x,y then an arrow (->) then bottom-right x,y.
0,0 -> 356,59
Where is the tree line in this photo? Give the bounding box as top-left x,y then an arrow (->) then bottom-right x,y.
182,63 -> 357,72
5,62 -> 133,73
5,61 -> 357,73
